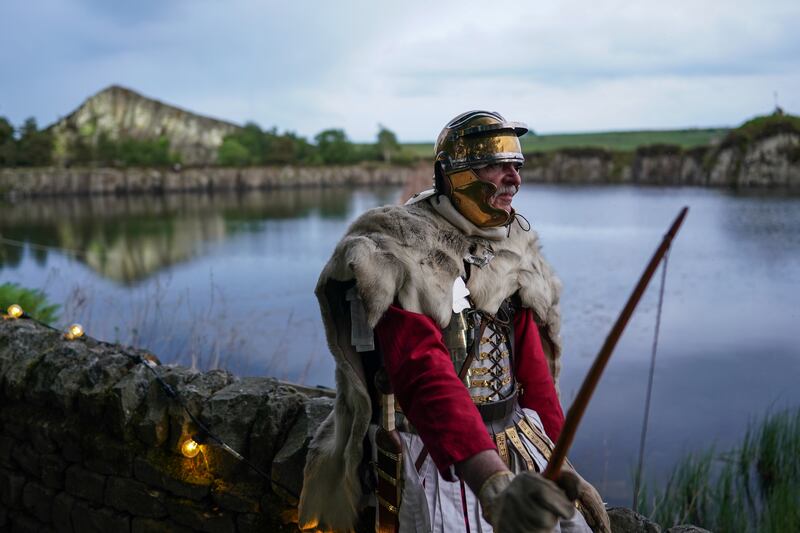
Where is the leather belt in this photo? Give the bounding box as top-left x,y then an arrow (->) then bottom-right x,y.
394,390 -> 518,433
475,390 -> 517,423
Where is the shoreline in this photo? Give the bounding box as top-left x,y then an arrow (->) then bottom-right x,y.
0,163 -> 427,198
2,128 -> 799,199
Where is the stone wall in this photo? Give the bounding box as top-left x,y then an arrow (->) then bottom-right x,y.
0,317 -> 334,532
0,164 -> 424,198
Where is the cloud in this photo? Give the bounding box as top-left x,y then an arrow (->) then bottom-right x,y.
1,0 -> 798,140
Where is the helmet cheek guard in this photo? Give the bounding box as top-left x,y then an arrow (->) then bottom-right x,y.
437,158 -> 512,228
434,111 -> 527,228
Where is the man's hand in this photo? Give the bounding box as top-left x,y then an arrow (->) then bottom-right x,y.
478,470 -> 579,533
564,464 -> 611,533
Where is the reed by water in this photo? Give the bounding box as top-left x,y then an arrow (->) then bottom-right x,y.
636,408 -> 800,532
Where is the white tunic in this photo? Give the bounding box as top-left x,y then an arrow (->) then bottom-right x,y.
370,408 -> 591,533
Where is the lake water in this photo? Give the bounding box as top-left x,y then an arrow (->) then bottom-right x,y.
2,184 -> 799,506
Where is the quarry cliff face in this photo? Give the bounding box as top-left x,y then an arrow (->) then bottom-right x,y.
50,86 -> 241,166
518,132 -> 800,188
709,133 -> 800,187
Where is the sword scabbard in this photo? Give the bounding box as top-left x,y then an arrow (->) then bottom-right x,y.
375,393 -> 402,533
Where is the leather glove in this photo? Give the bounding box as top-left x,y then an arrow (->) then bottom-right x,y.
565,465 -> 611,533
478,470 -> 579,533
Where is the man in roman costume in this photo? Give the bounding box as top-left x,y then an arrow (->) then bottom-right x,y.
299,111 -> 610,533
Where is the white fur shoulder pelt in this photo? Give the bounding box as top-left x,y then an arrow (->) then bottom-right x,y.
298,198 -> 563,531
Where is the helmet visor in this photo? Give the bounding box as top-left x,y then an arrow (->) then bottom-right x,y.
449,131 -> 523,171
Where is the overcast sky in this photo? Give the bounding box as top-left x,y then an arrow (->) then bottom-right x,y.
2,0 -> 798,141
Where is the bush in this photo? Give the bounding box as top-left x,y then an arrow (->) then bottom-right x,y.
635,144 -> 683,157
116,136 -> 178,167
217,138 -> 251,166
0,117 -> 16,166
0,282 -> 60,324
315,129 -> 355,164
217,125 -> 320,166
14,118 -> 53,167
557,146 -> 613,160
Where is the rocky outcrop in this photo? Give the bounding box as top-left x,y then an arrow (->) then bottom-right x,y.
708,132 -> 800,187
50,86 -> 241,166
0,163 -> 420,197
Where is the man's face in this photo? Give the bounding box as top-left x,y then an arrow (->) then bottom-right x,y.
474,162 -> 522,213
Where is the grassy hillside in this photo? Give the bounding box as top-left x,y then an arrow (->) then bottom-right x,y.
395,128 -> 730,158
520,128 -> 728,152
718,112 -> 800,151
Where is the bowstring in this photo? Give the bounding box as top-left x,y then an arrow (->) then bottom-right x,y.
633,248 -> 671,510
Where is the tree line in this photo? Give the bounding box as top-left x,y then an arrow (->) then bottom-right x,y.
217,122 -> 408,166
0,115 -> 412,168
69,132 -> 179,167
0,117 -> 53,167
0,116 -> 178,168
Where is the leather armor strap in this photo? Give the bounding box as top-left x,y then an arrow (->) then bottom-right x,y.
505,426 -> 535,471
457,318 -> 488,382
516,418 -> 552,461
414,447 -> 429,473
494,431 -> 510,465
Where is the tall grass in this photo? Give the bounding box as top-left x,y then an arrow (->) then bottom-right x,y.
636,408 -> 800,532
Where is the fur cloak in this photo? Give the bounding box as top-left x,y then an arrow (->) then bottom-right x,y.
298,195 -> 563,531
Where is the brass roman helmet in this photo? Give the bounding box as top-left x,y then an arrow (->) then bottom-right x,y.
434,111 -> 528,228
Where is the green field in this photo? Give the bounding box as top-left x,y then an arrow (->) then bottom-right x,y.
396,128 -> 730,158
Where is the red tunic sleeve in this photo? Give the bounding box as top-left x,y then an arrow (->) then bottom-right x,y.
375,305 -> 496,479
513,307 -> 565,441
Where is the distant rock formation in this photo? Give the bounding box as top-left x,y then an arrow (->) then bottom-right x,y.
49,85 -> 241,166
708,132 -> 800,187
517,121 -> 800,188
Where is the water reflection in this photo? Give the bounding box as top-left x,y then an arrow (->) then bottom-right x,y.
0,188 -> 359,283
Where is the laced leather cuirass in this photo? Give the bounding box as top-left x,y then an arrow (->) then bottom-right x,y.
441,293 -> 518,422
